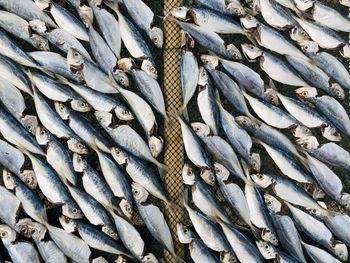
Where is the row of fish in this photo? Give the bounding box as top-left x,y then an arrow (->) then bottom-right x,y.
0,0 -> 180,262
167,0 -> 350,262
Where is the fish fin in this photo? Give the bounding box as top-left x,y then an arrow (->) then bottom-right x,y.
244,32 -> 258,46
250,224 -> 262,239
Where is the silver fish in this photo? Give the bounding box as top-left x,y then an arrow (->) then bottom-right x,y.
35,0 -> 88,41
178,117 -> 215,185
0,139 -> 24,175
256,240 -> 296,262
259,0 -> 295,29
286,203 -> 348,261
0,0 -> 57,28
0,186 -> 20,229
296,87 -> 350,137
0,11 -> 49,50
0,77 -> 24,120
3,170 -> 47,224
302,242 -> 342,263
132,183 -> 176,258
0,225 -> 40,263
322,213 -> 350,247
182,163 -> 230,223
46,224 -> 91,263
177,223 -> 221,263
241,44 -> 307,87
192,123 -> 246,183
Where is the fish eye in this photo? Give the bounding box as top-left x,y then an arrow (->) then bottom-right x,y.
304,127 -> 309,132
122,110 -> 129,115
59,104 -> 64,111
303,91 -> 308,96
80,102 -> 86,107
0,231 -> 7,238
242,119 -> 247,124
74,52 -> 80,57
214,167 -> 220,173
126,206 -> 131,212
188,168 -> 193,175
40,130 -> 45,135
134,190 -> 139,195
27,125 -> 33,131
78,144 -> 83,149
118,77 -> 124,83
210,176 -> 215,181
26,178 -> 32,184
115,149 -> 121,155
150,67 -> 156,73
264,245 -> 269,249
201,71 -> 207,77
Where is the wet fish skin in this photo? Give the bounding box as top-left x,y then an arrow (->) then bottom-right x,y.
259,0 -> 296,29
0,186 -> 21,230
322,213 -> 350,247
302,242 -> 342,263
0,139 -> 24,175
256,240 -> 296,262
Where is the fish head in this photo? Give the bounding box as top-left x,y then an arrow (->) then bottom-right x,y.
227,0 -> 247,17
34,0 -> 51,10
330,83 -> 345,100
70,99 -> 92,113
167,7 -> 190,20
31,34 -> 50,51
0,225 -> 16,243
29,20 -> 48,34
30,222 -> 47,241
256,240 -> 276,259
67,48 -> 84,69
59,216 -> 76,233
141,60 -> 158,80
176,223 -> 193,244
292,125 -> 312,139
62,202 -> 83,219
72,153 -> 87,172
296,136 -> 319,150
290,26 -> 309,43
251,173 -> 274,188
113,69 -> 130,87
94,111 -> 113,127
150,27 -> 163,48
132,182 -> 149,204
182,163 -> 195,186
339,193 -> 350,211
295,87 -> 318,100
340,0 -> 350,6
332,241 -> 348,261
340,44 -> 350,59
191,122 -> 210,137
54,102 -> 70,120
15,218 -> 35,238
19,170 -> 37,190
114,106 -> 135,121
306,207 -> 327,219
142,253 -> 159,263
304,183 -> 326,200
293,0 -> 314,11
262,228 -> 279,246
240,15 -> 259,31
198,67 -> 209,86
3,170 -> 16,190
299,40 -> 319,54
117,58 -> 134,72
21,115 -> 38,135
148,136 -> 164,158
263,88 -> 279,106
67,138 -> 89,154
214,163 -> 230,182
221,251 -> 238,263
264,194 -> 282,213
79,5 -> 93,27
111,147 -> 127,165
102,226 -> 119,241
241,43 -> 262,61
234,115 -> 254,128
226,44 -> 243,60
200,168 -> 216,186
35,126 -> 50,145
249,153 -> 261,172
119,199 -> 133,220
201,55 -> 219,70
322,126 -> 342,142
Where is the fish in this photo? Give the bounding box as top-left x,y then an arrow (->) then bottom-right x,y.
177,223 -> 221,263
300,40 -> 350,90
322,213 -> 350,247
286,203 -> 348,261
0,0 -> 57,28
218,104 -> 261,172
218,220 -> 265,263
294,0 -> 350,32
277,92 -> 341,141
285,55 -> 344,100
296,87 -> 350,137
118,0 -> 163,48
192,123 -> 247,183
0,139 -> 24,175
67,48 -> 118,94
264,194 -> 307,263
256,240 -> 296,262
241,44 -> 307,87
0,186 -> 21,230
29,20 -> 91,59
46,224 -> 91,263
178,117 -> 216,185
35,0 -> 88,41
259,0 -> 296,29
183,202 -> 234,259
88,1 -> 121,58
174,20 -> 242,60
59,217 -> 130,257
32,73 -> 91,112
302,242 -> 342,263
3,170 -> 48,224
0,105 -> 44,155
132,183 -> 176,258
0,224 -> 41,263
297,136 -> 350,171
202,55 -> 278,105
24,150 -> 83,219
182,163 -> 230,223
168,6 -> 245,34
55,102 -> 111,153
0,11 -> 49,51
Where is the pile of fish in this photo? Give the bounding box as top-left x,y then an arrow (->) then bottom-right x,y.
0,0 -> 177,262
166,0 -> 350,262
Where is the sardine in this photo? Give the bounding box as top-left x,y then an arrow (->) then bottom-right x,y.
0,139 -> 24,175
256,240 -> 296,262
0,186 -> 20,229
0,77 -> 23,120
260,0 -> 295,29
302,242 -> 342,263
322,213 -> 350,247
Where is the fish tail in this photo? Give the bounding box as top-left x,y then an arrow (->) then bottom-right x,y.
250,224 -> 262,239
